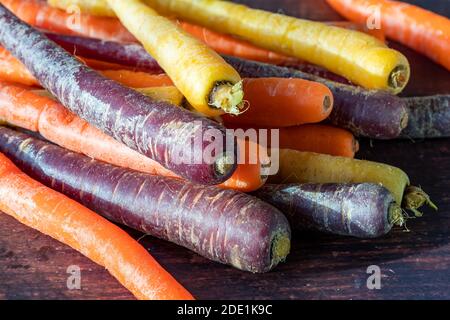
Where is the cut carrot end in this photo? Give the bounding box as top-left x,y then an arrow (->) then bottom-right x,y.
209,81 -> 244,115
214,151 -> 236,180
323,95 -> 333,113
270,233 -> 291,269
388,65 -> 409,93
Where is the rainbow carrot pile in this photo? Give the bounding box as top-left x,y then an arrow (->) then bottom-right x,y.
0,0 -> 446,300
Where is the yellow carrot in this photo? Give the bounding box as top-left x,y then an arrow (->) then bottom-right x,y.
270,149 -> 435,214
143,0 -> 410,93
104,0 -> 243,116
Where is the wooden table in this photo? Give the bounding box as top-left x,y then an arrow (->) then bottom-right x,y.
1,0 -> 449,300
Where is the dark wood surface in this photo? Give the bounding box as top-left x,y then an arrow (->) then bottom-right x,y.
1,0 -> 449,300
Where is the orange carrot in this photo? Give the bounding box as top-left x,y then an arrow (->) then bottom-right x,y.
0,0 -> 136,42
0,47 -> 39,86
278,124 -> 359,158
0,82 -> 264,192
225,124 -> 358,158
99,70 -> 173,88
327,0 -> 450,71
0,151 -> 193,300
222,78 -> 333,128
0,48 -> 172,88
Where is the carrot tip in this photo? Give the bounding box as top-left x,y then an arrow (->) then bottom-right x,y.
209,81 -> 244,115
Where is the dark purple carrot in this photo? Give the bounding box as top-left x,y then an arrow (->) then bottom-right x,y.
0,4 -> 237,185
253,183 -> 404,238
0,126 -> 290,273
44,32 -> 407,139
44,32 -> 164,74
224,56 -> 409,139
400,95 -> 450,139
281,61 -> 353,85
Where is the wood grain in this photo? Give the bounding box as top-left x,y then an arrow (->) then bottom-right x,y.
0,0 -> 449,300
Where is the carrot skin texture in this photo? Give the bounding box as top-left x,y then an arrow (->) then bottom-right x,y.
0,127 -> 291,273
225,56 -> 408,139
0,151 -> 193,300
401,95 -> 450,139
0,4 -> 237,185
253,183 -> 396,238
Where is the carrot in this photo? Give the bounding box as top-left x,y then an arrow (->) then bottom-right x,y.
225,124 -> 358,158
139,0 -> 410,93
277,125 -> 358,158
45,32 -> 164,74
0,0 -> 136,42
254,183 -> 403,238
222,78 -> 333,127
0,4 -> 239,185
270,149 -> 436,215
326,21 -> 385,42
0,46 -> 38,86
107,0 -> 244,116
326,0 -> 450,71
175,20 -> 296,65
0,150 -> 193,300
77,56 -> 136,71
34,85 -> 185,106
0,82 -> 264,192
0,127 -> 290,273
400,95 -> 450,139
99,70 -> 173,88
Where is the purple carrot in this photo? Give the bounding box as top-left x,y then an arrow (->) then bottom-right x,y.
44,32 -> 407,139
45,32 -> 164,74
0,4 -> 237,185
400,95 -> 450,139
0,126 -> 291,273
253,183 -> 404,238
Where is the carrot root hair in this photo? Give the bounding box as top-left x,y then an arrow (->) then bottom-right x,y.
402,186 -> 438,217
